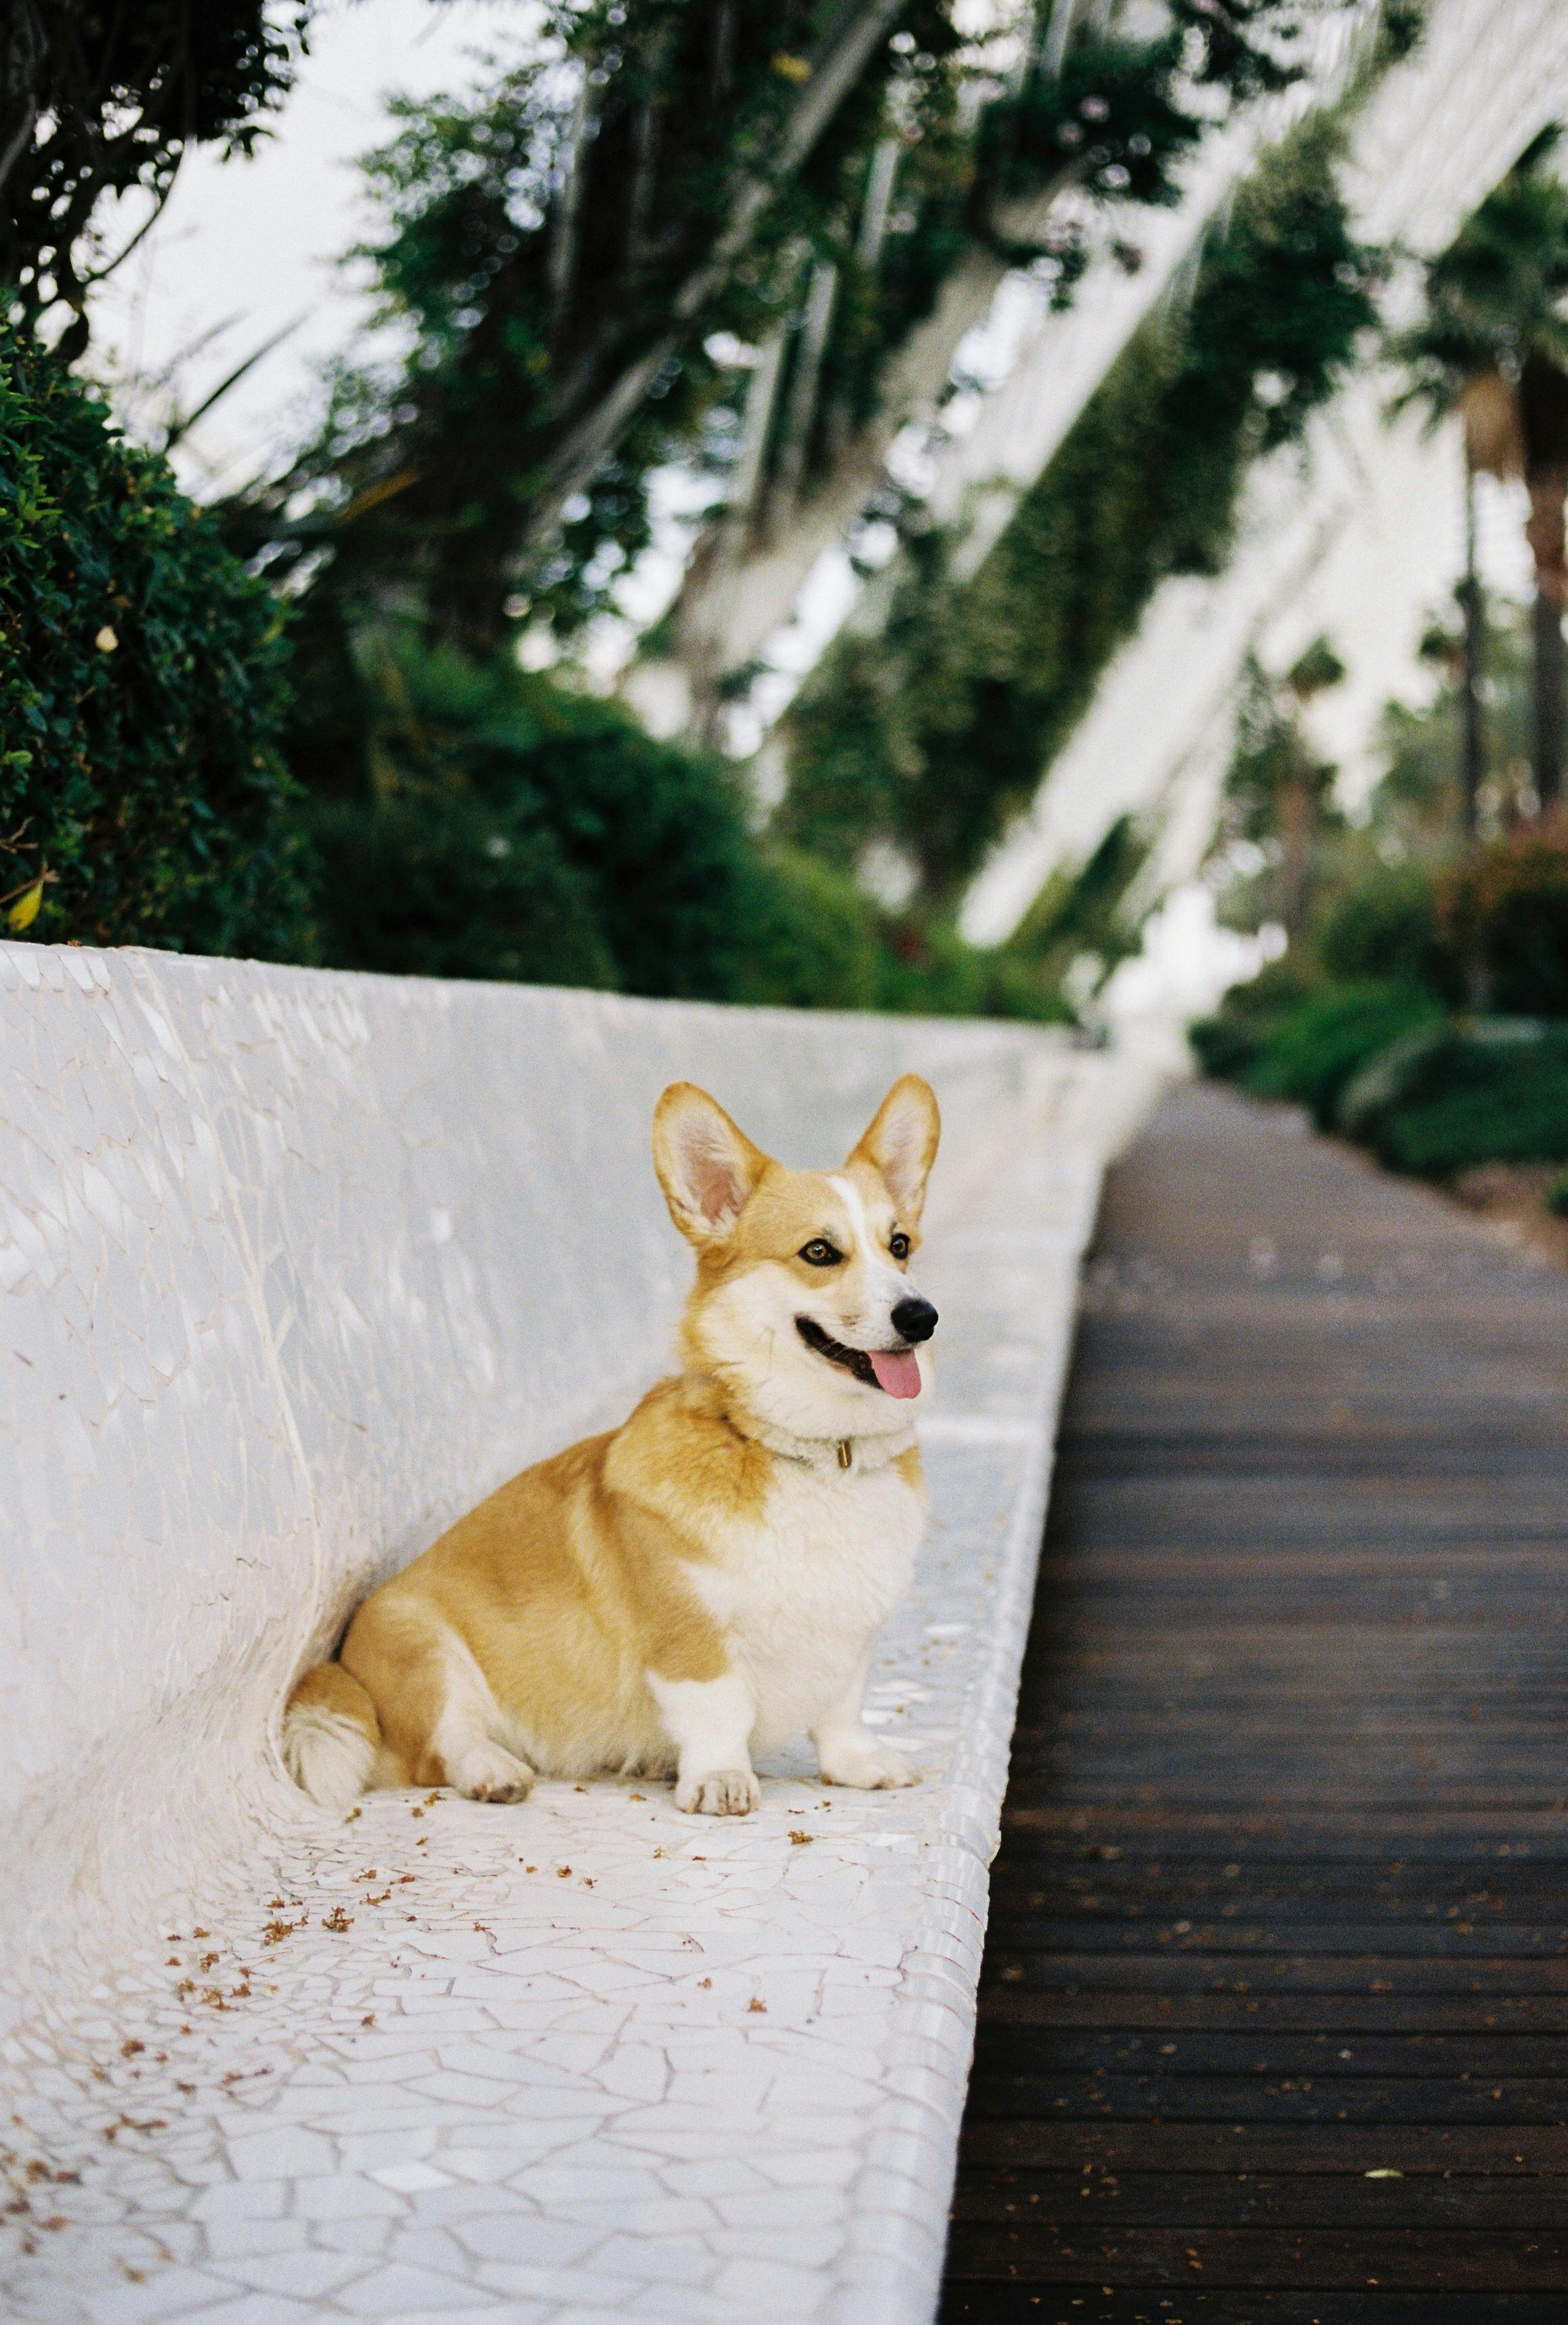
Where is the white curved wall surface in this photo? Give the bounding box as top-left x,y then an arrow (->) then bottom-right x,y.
0,942 -> 1156,2322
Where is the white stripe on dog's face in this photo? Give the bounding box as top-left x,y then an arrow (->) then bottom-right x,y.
826,1174 -> 872,1257
828,1173 -> 906,1316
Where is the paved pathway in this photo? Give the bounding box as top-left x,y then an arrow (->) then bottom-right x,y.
942,1082 -> 1568,2324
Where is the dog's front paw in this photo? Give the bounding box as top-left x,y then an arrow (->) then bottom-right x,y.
819,1740 -> 920,1790
675,1766 -> 760,1816
450,1742 -> 536,1804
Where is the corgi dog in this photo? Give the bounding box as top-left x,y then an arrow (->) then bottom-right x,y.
282,1074 -> 941,1817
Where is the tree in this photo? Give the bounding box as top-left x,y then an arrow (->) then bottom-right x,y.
658,0 -> 1319,730
778,114 -> 1377,903
1236,635 -> 1346,942
226,0 -> 1325,667
230,0 -> 964,657
1392,131 -> 1568,817
0,3 -> 309,354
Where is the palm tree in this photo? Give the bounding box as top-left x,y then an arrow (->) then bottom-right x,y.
1392,130 -> 1568,816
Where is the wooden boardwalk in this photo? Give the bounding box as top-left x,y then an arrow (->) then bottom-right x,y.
940,1082 -> 1568,2325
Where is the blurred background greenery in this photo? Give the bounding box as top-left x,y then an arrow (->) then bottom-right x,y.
9,0 -> 1568,1224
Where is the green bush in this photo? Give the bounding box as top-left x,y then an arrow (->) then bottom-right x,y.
1188,956 -> 1323,1081
1237,980 -> 1446,1127
301,792 -> 616,989
294,635 -> 1080,1023
1366,1026 -> 1568,1175
1315,859 -> 1459,996
727,849 -> 885,1013
1333,1021 -> 1452,1143
296,641 -> 759,1001
874,916 -> 1076,1023
0,328 -> 303,955
1439,830 -> 1568,1013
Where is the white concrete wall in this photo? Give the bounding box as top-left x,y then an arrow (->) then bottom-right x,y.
0,943 -> 1105,2009
0,943 -> 1156,2321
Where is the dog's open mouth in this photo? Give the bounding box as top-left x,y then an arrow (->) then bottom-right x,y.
796,1317 -> 922,1399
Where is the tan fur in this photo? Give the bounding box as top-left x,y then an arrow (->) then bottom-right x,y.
283,1075 -> 941,1815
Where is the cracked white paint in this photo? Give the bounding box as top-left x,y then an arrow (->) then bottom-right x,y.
0,943 -> 1158,2322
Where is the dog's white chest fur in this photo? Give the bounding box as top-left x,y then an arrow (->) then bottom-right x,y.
686,1455 -> 924,1750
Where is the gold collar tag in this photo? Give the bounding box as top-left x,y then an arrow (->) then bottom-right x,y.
836,1438 -> 853,1471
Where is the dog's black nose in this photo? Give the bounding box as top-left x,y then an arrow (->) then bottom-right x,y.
891,1294 -> 938,1344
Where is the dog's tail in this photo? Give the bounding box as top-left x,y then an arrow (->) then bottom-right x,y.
282,1663 -> 381,1811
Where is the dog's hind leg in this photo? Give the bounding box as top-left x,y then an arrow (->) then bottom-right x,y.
343,1601 -> 535,1802
432,1629 -> 536,1801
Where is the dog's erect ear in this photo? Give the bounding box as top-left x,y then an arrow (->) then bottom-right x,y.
847,1074 -> 941,1222
653,1084 -> 771,1245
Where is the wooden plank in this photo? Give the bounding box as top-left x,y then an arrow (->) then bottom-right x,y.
969,2029 -> 1568,2076
941,1085 -> 1568,2316
964,2076 -> 1568,2125
941,2289 -> 1568,2324
979,1994 -> 1568,2035
979,1955 -> 1568,1994
948,2171 -> 1568,2227
955,2121 -> 1568,2173
944,2221 -> 1568,2288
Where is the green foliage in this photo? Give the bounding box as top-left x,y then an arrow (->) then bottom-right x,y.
997,813 -> 1149,1006
1390,127 -> 1568,431
1199,979 -> 1568,1178
1233,980 -> 1445,1128
1315,859 -> 1459,996
1439,828 -> 1568,1014
1187,954 -> 1321,1079
981,38 -> 1203,232
1215,652 -> 1344,927
228,0 -> 967,650
1287,635 -> 1347,697
780,115 -> 1377,898
289,632 -> 1069,1024
302,794 -> 617,991
0,328 -> 303,955
1365,1025 -> 1568,1175
874,915 -> 1076,1023
981,2 -> 1312,257
725,849 -> 885,1013
224,0 -> 1331,659
1372,595 -> 1534,838
1,2 -> 310,345
297,638 -> 759,1000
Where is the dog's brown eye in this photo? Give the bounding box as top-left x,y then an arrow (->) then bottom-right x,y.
799,1238 -> 842,1266
889,1232 -> 910,1262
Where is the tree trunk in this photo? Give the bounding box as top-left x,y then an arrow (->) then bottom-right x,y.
767,257 -> 839,535
1279,762 -> 1313,942
1526,468 -> 1567,813
1460,459 -> 1483,840
1519,355 -> 1568,816
524,0 -> 911,547
1533,581 -> 1565,814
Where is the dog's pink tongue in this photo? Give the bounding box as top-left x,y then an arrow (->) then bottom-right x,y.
870,1348 -> 923,1399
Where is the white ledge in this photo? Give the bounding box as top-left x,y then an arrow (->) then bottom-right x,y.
0,947 -> 1156,2323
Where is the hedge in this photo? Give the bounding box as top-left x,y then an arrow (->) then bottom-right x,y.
0,329 -> 303,956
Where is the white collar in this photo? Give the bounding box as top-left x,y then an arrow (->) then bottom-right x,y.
736,1411 -> 918,1475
